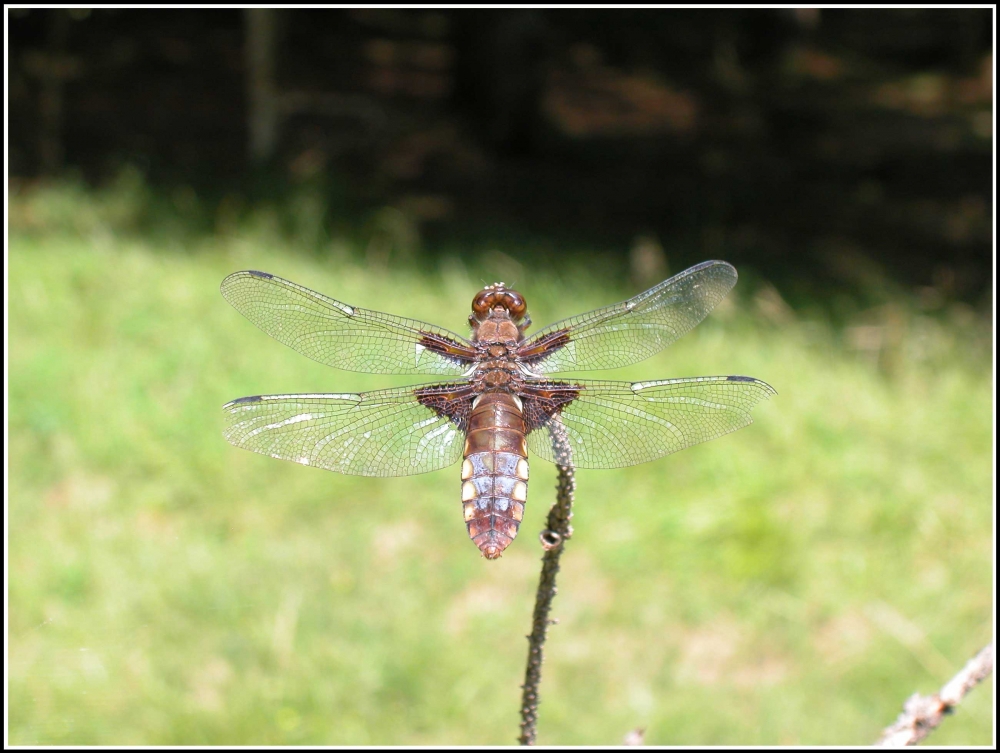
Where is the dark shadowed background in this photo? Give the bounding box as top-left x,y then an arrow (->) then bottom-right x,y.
8,7 -> 994,304
8,7 -> 994,746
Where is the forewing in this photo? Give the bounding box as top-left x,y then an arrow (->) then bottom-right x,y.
519,260 -> 738,374
221,270 -> 477,375
524,376 -> 775,469
223,383 -> 475,477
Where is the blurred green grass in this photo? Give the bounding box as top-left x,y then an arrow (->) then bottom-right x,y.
8,181 -> 993,745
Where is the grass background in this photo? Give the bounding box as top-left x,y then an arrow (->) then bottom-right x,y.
7,180 -> 994,745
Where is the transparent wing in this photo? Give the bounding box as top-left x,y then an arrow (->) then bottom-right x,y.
221,270 -> 477,375
524,376 -> 775,469
222,383 -> 475,477
519,260 -> 738,374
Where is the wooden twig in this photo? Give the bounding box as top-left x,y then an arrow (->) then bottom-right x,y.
623,727 -> 646,745
518,420 -> 575,745
875,643 -> 993,746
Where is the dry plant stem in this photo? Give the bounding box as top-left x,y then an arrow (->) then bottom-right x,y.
518,422 -> 575,746
875,643 -> 993,746
623,727 -> 646,745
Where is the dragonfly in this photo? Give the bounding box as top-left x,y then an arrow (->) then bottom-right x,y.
221,260 -> 775,559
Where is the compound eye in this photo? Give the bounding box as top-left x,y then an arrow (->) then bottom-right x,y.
503,291 -> 527,319
472,290 -> 494,316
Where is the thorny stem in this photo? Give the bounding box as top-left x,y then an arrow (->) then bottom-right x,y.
518,421 -> 575,746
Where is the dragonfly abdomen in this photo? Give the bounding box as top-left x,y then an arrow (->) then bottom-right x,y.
461,392 -> 529,559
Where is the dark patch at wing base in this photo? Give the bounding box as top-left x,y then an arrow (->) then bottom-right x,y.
521,382 -> 582,432
418,332 -> 480,368
414,383 -> 477,432
517,329 -> 571,365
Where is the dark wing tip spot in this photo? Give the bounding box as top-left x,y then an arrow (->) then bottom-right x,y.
247,270 -> 273,279
226,395 -> 263,407
687,259 -> 737,277
727,375 -> 778,396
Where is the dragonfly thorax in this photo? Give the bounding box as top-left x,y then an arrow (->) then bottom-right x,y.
472,317 -> 520,344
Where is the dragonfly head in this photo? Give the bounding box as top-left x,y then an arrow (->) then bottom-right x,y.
470,282 -> 528,325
